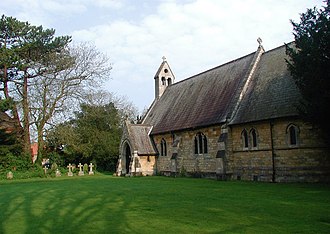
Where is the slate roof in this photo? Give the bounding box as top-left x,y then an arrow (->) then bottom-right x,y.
127,123 -> 157,155
144,52 -> 256,134
143,43 -> 301,134
230,44 -> 301,124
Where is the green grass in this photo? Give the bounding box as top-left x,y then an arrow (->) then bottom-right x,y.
0,176 -> 329,233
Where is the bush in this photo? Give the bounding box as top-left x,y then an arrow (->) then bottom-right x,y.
47,152 -> 64,167
83,163 -> 88,173
0,163 -> 45,180
0,150 -> 31,171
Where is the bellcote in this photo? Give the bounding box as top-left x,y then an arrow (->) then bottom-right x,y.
154,56 -> 175,99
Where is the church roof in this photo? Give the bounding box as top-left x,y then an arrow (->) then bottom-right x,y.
143,43 -> 301,134
127,123 -> 157,155
229,44 -> 301,124
144,52 -> 256,134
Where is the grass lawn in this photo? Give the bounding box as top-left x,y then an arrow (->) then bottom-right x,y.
0,175 -> 329,234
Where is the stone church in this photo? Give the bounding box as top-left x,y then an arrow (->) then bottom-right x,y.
116,40 -> 330,182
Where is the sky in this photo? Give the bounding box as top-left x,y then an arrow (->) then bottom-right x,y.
1,0 -> 324,112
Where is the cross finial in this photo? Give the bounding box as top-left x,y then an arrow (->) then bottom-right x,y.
162,56 -> 166,62
257,37 -> 262,46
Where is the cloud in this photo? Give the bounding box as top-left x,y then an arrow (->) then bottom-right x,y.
91,0 -> 125,9
1,0 -> 325,111
70,0 -> 324,110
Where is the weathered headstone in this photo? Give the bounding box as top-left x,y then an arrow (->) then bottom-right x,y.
43,166 -> 48,175
56,169 -> 61,177
89,163 -> 94,175
67,163 -> 73,176
78,163 -> 84,176
7,171 -> 13,180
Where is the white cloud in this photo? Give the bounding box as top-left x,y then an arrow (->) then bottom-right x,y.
1,0 -> 325,111
91,0 -> 125,9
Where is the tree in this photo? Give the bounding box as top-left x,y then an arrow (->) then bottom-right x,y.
286,1 -> 330,139
0,15 -> 71,154
28,42 -> 111,158
1,16 -> 112,161
83,90 -> 138,123
46,102 -> 122,171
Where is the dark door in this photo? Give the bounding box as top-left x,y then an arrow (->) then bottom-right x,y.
125,143 -> 132,174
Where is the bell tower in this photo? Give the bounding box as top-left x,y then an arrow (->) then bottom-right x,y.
154,56 -> 175,99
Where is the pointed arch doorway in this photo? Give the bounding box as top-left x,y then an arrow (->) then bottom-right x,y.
124,143 -> 132,174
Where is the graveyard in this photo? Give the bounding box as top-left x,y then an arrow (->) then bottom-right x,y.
0,175 -> 329,233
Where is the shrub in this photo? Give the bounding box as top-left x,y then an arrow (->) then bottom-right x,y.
83,163 -> 88,173
47,152 -> 64,167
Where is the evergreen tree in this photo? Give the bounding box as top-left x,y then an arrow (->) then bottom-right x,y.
286,1 -> 330,139
47,103 -> 122,171
0,15 -> 71,154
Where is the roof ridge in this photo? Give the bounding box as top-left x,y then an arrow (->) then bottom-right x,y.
169,51 -> 257,87
262,42 -> 293,55
229,45 -> 265,123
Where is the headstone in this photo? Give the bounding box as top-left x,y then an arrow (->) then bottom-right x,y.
89,163 -> 94,175
7,171 -> 13,180
78,163 -> 84,176
67,163 -> 73,176
43,166 -> 48,175
56,169 -> 61,177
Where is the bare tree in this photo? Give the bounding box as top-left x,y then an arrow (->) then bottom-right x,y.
83,89 -> 138,123
28,42 -> 112,158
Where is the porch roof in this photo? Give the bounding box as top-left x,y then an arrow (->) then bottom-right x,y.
127,123 -> 157,156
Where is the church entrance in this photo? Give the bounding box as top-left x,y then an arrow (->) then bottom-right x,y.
124,143 -> 132,174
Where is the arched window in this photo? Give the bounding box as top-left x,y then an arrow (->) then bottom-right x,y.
194,132 -> 208,154
203,134 -> 208,153
167,78 -> 172,85
194,136 -> 198,154
250,128 -> 258,148
160,138 -> 167,156
242,129 -> 249,149
287,124 -> 299,146
161,77 -> 166,85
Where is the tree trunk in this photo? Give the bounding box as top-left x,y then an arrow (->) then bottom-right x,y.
3,64 -> 24,146
3,64 -> 22,127
22,70 -> 31,155
37,125 -> 44,162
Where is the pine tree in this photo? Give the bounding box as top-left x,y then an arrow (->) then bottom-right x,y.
286,1 -> 330,140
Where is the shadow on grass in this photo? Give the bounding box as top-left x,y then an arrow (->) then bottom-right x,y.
0,176 -> 131,233
1,176 -> 330,233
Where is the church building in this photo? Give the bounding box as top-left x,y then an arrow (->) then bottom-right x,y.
116,40 -> 330,182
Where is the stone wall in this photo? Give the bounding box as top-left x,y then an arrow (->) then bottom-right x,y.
153,126 -> 222,178
138,156 -> 156,176
152,118 -> 330,182
229,119 -> 330,182
228,120 -> 274,181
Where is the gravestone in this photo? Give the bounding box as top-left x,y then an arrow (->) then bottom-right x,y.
78,163 -> 84,176
89,163 -> 94,175
7,171 -> 13,180
67,163 -> 73,176
56,169 -> 61,177
43,166 -> 48,175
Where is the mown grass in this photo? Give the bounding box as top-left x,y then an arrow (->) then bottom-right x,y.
0,175 -> 329,233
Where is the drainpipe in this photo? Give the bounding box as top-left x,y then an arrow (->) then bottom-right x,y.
270,121 -> 276,182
